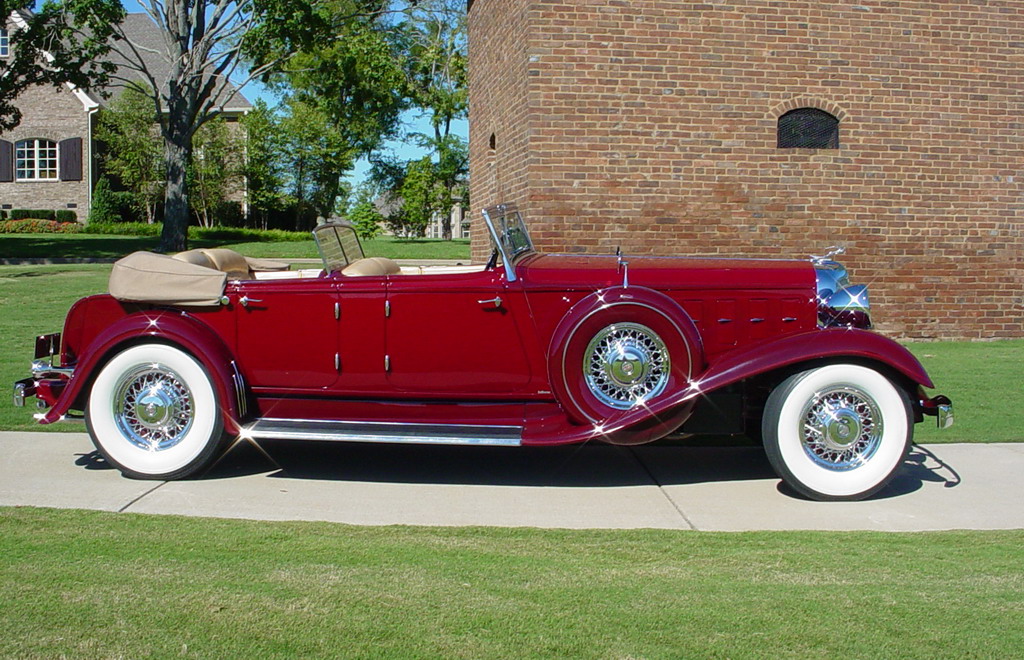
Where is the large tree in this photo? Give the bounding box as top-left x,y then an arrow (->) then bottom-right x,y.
404,0 -> 469,240
188,116 -> 242,228
95,82 -> 164,223
277,97 -> 356,228
99,0 -> 394,251
240,99 -> 285,230
367,0 -> 468,240
0,0 -> 124,131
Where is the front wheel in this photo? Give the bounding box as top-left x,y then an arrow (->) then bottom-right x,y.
86,343 -> 226,480
762,364 -> 912,501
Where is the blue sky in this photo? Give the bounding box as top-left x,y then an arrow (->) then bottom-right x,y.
119,0 -> 468,186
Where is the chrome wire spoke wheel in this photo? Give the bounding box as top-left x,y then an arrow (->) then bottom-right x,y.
799,386 -> 883,471
762,364 -> 912,501
112,364 -> 194,452
86,343 -> 224,480
584,322 -> 670,410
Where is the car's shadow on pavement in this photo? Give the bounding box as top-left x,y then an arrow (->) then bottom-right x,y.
204,437 -> 772,487
194,437 -> 961,499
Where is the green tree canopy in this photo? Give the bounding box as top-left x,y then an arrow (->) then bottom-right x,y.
0,0 -> 124,131
95,82 -> 164,224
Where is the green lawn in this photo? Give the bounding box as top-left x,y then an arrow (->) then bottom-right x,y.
1,508 -> 1022,658
907,340 -> 1024,444
0,262 -> 1019,441
0,233 -> 471,261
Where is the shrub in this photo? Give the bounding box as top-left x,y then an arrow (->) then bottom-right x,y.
192,226 -> 308,242
0,218 -> 83,234
347,190 -> 384,240
10,209 -> 56,220
81,221 -> 160,236
88,177 -> 123,224
54,210 -> 78,223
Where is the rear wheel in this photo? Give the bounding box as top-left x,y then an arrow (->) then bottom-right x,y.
86,343 -> 225,480
762,363 -> 912,501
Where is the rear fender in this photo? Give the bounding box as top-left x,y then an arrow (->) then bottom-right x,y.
40,310 -> 246,434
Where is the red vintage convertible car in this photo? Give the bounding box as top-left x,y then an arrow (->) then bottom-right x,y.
14,204 -> 953,500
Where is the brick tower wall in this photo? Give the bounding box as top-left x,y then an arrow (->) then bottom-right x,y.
467,0 -> 1023,339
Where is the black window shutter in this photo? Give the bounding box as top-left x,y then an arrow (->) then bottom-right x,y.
0,139 -> 13,182
59,137 -> 83,181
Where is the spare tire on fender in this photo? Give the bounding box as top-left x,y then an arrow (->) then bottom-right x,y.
547,286 -> 704,430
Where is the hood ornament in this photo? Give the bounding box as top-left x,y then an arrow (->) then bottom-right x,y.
810,245 -> 846,265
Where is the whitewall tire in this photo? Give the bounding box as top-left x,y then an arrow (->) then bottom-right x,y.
86,343 -> 225,480
762,363 -> 912,501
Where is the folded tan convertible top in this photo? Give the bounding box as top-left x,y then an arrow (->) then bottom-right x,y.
109,251 -> 227,306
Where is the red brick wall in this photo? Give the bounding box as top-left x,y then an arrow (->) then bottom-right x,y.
468,0 -> 1023,339
467,0 -> 534,259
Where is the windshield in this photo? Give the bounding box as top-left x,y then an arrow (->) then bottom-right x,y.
482,204 -> 535,267
313,222 -> 365,273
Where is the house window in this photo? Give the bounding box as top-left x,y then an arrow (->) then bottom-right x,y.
777,108 -> 839,149
15,139 -> 59,180
0,29 -> 8,57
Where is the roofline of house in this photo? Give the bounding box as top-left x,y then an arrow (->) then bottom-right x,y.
6,10 -> 100,113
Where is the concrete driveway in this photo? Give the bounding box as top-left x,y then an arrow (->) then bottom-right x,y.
2,431 -> 1022,531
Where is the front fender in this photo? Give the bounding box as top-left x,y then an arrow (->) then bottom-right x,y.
525,328 -> 931,446
41,309 -> 245,434
695,328 -> 934,392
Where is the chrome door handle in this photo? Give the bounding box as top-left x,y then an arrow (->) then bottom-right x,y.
239,296 -> 263,307
477,296 -> 502,308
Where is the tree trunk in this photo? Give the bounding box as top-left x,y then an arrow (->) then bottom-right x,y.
159,124 -> 192,252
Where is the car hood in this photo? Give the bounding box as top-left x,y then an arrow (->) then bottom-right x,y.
516,253 -> 815,291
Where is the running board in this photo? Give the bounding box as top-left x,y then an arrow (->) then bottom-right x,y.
243,418 -> 522,447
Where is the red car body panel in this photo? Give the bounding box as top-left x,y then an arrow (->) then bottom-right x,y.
34,247 -> 932,448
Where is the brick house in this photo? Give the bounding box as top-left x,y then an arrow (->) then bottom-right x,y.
0,12 -> 250,222
466,0 -> 1022,340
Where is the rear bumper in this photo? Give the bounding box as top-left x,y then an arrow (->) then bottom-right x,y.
919,391 -> 954,430
13,332 -> 73,412
13,373 -> 71,410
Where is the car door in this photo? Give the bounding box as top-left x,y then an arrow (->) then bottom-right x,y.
384,268 -> 533,396
232,278 -> 340,390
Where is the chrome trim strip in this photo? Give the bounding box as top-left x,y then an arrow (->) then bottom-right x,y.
31,361 -> 74,379
243,418 -> 523,447
230,361 -> 247,419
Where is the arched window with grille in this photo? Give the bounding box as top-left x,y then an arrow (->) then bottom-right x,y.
15,138 -> 59,180
777,108 -> 839,149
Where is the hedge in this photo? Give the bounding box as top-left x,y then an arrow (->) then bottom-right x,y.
9,209 -> 57,221
81,222 -> 161,236
0,218 -> 83,234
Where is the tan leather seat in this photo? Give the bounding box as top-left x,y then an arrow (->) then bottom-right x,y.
341,257 -> 401,277
172,248 -> 251,279
171,249 -> 214,269
201,248 -> 251,279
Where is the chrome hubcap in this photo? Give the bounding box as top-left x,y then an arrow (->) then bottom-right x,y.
584,323 -> 669,410
800,386 -> 883,471
113,364 -> 194,451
